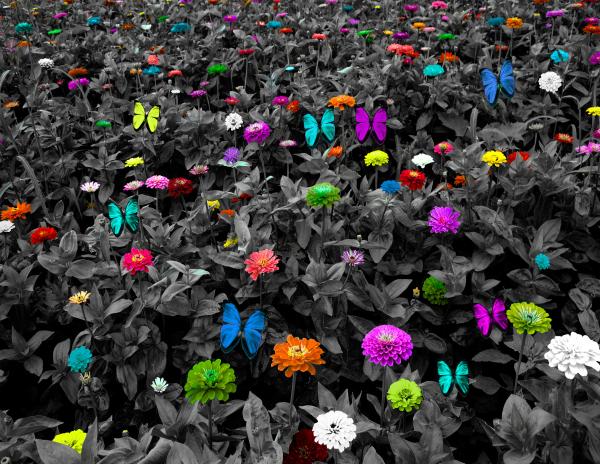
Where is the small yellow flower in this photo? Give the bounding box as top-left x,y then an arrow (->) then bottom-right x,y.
69,291 -> 91,305
207,200 -> 220,211
413,287 -> 420,298
383,30 -> 393,36
124,156 -> 144,167
223,236 -> 238,248
364,150 -> 389,167
53,429 -> 87,454
586,106 -> 600,117
481,150 -> 507,167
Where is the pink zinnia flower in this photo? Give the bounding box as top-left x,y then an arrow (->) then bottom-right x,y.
428,206 -> 461,234
122,248 -> 153,276
68,78 -> 89,91
244,248 -> 280,281
145,175 -> 169,190
189,165 -> 209,176
123,180 -> 144,191
272,95 -> 290,106
431,1 -> 448,9
361,325 -> 413,367
434,141 -> 454,155
243,121 -> 271,144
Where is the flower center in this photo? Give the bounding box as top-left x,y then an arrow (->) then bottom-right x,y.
287,344 -> 308,358
378,332 -> 395,343
131,253 -> 144,263
202,368 -> 219,386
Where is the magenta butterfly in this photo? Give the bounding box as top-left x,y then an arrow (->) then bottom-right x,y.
473,298 -> 508,336
355,107 -> 387,144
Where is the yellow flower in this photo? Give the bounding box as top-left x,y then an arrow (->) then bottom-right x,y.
124,156 -> 144,167
207,200 -> 220,210
53,429 -> 87,454
364,150 -> 389,167
223,236 -> 238,248
413,287 -> 420,298
412,22 -> 426,30
383,30 -> 393,36
481,150 -> 507,167
506,17 -> 523,29
586,106 -> 600,117
69,291 -> 91,305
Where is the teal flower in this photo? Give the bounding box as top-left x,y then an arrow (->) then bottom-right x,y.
487,17 -> 505,27
550,49 -> 569,63
423,64 -> 445,77
15,22 -> 33,35
68,346 -> 92,373
534,253 -> 551,270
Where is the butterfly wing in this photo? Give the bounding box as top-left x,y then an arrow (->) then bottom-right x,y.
107,201 -> 125,236
241,310 -> 266,359
320,108 -> 336,143
132,101 -> 146,131
455,361 -> 470,395
220,303 -> 242,353
372,108 -> 388,144
124,197 -> 140,234
146,105 -> 161,133
499,61 -> 515,98
437,360 -> 455,396
473,303 -> 492,337
355,107 -> 371,143
491,298 -> 509,331
480,68 -> 499,105
303,113 -> 320,147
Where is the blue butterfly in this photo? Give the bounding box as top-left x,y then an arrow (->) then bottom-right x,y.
480,61 -> 515,106
303,109 -> 335,147
220,303 -> 266,359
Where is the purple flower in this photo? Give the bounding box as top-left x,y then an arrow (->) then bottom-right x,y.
189,89 -> 207,98
361,325 -> 413,367
223,147 -> 240,164
272,95 -> 289,106
584,17 -> 599,25
68,78 -> 89,90
589,51 -> 600,66
341,249 -> 365,267
223,15 -> 238,23
199,81 -> 210,87
243,121 -> 271,144
348,18 -> 360,26
428,206 -> 461,234
576,142 -> 600,154
145,175 -> 169,190
546,10 -> 564,18
393,31 -> 410,40
404,4 -> 419,12
339,27 -> 350,34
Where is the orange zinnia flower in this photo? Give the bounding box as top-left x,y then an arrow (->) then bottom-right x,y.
220,209 -> 235,218
1,201 -> 32,222
121,23 -> 135,31
271,335 -> 325,378
454,175 -> 466,187
412,22 -> 426,30
506,17 -> 523,29
68,67 -> 88,77
439,52 -> 459,63
286,100 -> 300,113
328,95 -> 356,111
328,146 -> 343,158
17,41 -> 31,47
3,100 -> 19,109
583,25 -> 600,35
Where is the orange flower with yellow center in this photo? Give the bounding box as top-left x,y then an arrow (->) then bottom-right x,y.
328,95 -> 356,111
271,335 -> 325,378
506,17 -> 523,29
1,201 -> 32,222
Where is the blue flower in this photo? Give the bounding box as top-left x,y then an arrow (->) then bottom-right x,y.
87,16 -> 103,27
423,64 -> 445,77
487,17 -> 505,27
170,22 -> 191,33
381,180 -> 401,195
550,49 -> 569,63
15,22 -> 33,35
143,66 -> 161,76
266,21 -> 282,29
534,253 -> 551,270
68,346 -> 93,373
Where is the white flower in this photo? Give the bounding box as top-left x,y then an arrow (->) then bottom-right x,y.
38,58 -> 54,69
538,71 -> 562,93
312,410 -> 356,452
171,88 -> 181,95
544,332 -> 600,379
412,153 -> 434,168
225,112 -> 243,131
0,220 -> 15,233
151,377 -> 169,393
80,181 -> 100,193
141,24 -> 152,31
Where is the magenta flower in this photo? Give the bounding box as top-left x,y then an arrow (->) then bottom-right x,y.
68,78 -> 89,91
593,129 -> 600,139
434,141 -> 454,156
546,10 -> 564,18
362,325 -> 413,367
404,4 -> 419,12
428,206 -> 461,234
145,175 -> 169,190
590,51 -> 600,66
272,95 -> 289,106
243,121 -> 271,144
223,15 -> 238,23
341,249 -> 365,267
189,89 -> 207,98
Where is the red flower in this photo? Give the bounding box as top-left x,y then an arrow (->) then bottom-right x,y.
168,69 -> 183,78
399,169 -> 426,190
239,48 -> 255,56
280,27 -> 294,34
554,133 -> 574,144
220,209 -> 235,218
286,100 -> 300,113
244,248 -> 279,281
311,33 -> 327,40
283,429 -> 328,464
232,193 -> 253,203
224,97 -> 240,106
122,248 -> 153,276
507,151 -> 530,163
168,178 -> 193,198
30,227 -> 58,245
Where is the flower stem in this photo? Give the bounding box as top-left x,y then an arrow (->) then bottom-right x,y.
380,367 -> 387,431
208,400 -> 213,449
320,206 -> 327,262
289,371 -> 297,427
513,334 -> 527,394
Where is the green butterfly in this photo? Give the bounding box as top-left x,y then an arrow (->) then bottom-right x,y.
106,197 -> 139,236
437,360 -> 469,396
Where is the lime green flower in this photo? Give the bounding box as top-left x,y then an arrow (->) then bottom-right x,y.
422,276 -> 447,305
48,28 -> 62,36
207,63 -> 229,76
364,150 -> 389,167
124,156 -> 144,168
53,429 -> 86,454
387,379 -> 423,412
437,33 -> 456,40
306,182 -> 341,208
184,359 -> 236,404
95,120 -> 112,128
223,236 -> 238,248
507,302 -> 551,335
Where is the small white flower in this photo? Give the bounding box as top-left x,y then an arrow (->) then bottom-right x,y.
141,24 -> 152,31
171,88 -> 181,95
151,377 -> 169,393
411,153 -> 434,168
38,58 -> 54,69
225,112 -> 243,131
0,220 -> 15,233
312,410 -> 356,452
538,71 -> 562,93
279,139 -> 297,148
80,181 -> 100,193
544,332 -> 600,379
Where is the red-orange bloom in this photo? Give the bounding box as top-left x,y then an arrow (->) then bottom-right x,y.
327,146 -> 343,158
286,100 -> 300,113
312,33 -> 327,40
439,52 -> 459,63
30,227 -> 57,244
554,133 -> 574,144
507,151 -> 530,163
583,25 -> 600,34
1,201 -> 32,222
328,95 -> 355,111
220,209 -> 235,218
271,335 -> 325,378
399,169 -> 426,190
67,67 -> 89,77
244,248 -> 280,281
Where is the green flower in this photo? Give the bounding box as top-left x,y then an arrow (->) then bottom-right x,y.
306,182 -> 341,208
95,120 -> 112,128
207,64 -> 229,76
48,28 -> 62,36
158,15 -> 169,23
184,359 -> 236,404
422,276 -> 447,305
387,379 -> 423,412
437,33 -> 456,40
507,302 -> 551,335
357,29 -> 373,37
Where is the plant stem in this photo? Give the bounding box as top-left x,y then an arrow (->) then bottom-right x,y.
513,334 -> 527,394
208,401 -> 213,449
289,371 -> 297,427
320,206 -> 327,262
380,367 -> 387,431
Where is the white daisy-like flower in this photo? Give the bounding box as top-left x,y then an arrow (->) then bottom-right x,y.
279,139 -> 298,148
141,24 -> 152,31
80,181 -> 101,193
224,112 -> 243,131
544,332 -> 600,379
38,58 -> 54,69
411,153 -> 434,168
538,71 -> 562,93
151,377 -> 169,393
171,88 -> 181,95
0,220 -> 15,233
312,410 -> 357,452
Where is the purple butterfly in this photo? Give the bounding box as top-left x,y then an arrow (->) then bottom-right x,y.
473,298 -> 508,337
355,107 -> 387,144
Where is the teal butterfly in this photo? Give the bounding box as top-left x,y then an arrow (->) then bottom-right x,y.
437,360 -> 469,396
303,109 -> 335,147
106,197 -> 139,236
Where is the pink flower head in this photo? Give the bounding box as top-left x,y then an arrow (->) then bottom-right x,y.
404,4 -> 419,12
53,12 -> 68,19
362,325 -> 413,367
244,248 -> 280,281
189,165 -> 209,176
224,15 -> 238,23
434,141 -> 454,155
122,248 -> 153,276
147,54 -> 159,65
272,95 -> 290,106
243,121 -> 271,144
145,175 -> 169,190
428,206 -> 461,234
593,128 -> 600,139
123,180 -> 144,191
423,27 -> 436,33
68,78 -> 90,91
431,1 -> 448,9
